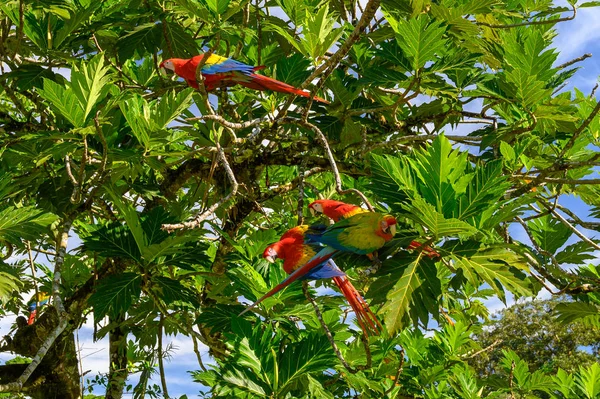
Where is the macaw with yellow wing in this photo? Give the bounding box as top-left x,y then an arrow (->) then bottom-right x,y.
305,211 -> 398,255
258,225 -> 381,336
160,54 -> 329,103
27,292 -> 49,325
309,199 -> 439,258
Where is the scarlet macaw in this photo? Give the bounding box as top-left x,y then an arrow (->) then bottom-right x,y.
262,226 -> 381,336
304,211 -> 398,255
27,292 -> 49,325
159,54 -> 329,103
240,214 -> 397,315
308,199 -> 439,258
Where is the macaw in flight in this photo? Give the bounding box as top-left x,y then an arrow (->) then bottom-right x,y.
240,212 -> 397,315
160,54 -> 329,104
259,225 -> 381,336
308,199 -> 440,258
27,292 -> 49,325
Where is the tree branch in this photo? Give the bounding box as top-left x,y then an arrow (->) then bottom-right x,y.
302,282 -> 357,374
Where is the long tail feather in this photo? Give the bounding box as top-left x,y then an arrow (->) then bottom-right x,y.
241,73 -> 329,104
407,241 -> 440,259
333,276 -> 382,336
239,247 -> 338,316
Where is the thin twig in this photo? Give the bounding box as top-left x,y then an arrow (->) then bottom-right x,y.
284,118 -> 374,211
86,113 -> 110,188
462,339 -> 503,359
559,98 -> 600,158
162,131 -> 239,231
383,347 -> 405,395
557,53 -> 592,70
302,282 -> 357,374
539,202 -> 600,251
191,326 -> 207,372
158,315 -> 170,399
186,115 -> 267,130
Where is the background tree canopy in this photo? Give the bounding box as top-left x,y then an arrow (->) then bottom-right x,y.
0,0 -> 600,397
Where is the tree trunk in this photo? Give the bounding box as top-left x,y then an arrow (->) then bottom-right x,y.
0,311 -> 80,399
105,314 -> 128,399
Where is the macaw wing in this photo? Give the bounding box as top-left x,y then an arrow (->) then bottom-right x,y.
304,259 -> 345,280
202,54 -> 255,75
308,213 -> 384,255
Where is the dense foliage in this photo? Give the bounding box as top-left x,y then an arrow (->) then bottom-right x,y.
0,0 -> 600,397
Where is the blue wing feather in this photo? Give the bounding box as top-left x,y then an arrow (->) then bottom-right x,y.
302,259 -> 345,280
203,58 -> 255,75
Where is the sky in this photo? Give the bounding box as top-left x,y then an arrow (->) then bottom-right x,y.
1,2 -> 600,398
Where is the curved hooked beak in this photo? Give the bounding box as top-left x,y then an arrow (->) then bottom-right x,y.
159,66 -> 173,78
389,224 -> 396,236
265,255 -> 276,263
309,207 -> 316,217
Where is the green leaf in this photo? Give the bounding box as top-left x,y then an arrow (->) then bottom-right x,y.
117,23 -> 161,61
403,197 -> 479,239
152,276 -> 199,306
370,153 -> 415,210
499,141 -> 515,162
70,54 -> 113,123
161,21 -> 199,57
278,334 -> 336,391
0,263 -> 22,303
451,245 -> 532,302
379,256 -> 423,334
202,0 -> 231,15
89,273 -> 142,321
3,65 -> 58,91
390,15 -> 447,70
82,222 -> 141,262
0,206 -> 57,242
410,134 -> 471,216
106,186 -> 148,255
38,79 -> 85,127
528,214 -> 572,254
555,302 -> 600,328
555,241 -> 598,265
455,160 -> 511,226
576,363 -> 600,398
154,88 -> 195,129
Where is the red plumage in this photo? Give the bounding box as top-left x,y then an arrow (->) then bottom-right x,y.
263,226 -> 381,336
160,55 -> 329,103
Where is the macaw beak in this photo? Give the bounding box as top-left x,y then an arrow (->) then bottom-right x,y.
389,224 -> 396,236
265,255 -> 276,263
159,66 -> 173,77
309,207 -> 316,217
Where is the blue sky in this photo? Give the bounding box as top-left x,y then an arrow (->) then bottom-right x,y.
2,2 -> 600,398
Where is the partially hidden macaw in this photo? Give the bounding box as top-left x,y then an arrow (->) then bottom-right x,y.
160,54 -> 329,104
259,225 -> 381,336
27,292 -> 49,325
308,199 -> 440,258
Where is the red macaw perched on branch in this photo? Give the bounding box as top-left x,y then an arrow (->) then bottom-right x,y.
27,292 -> 49,325
160,54 -> 329,104
308,199 -> 440,258
261,226 -> 381,336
